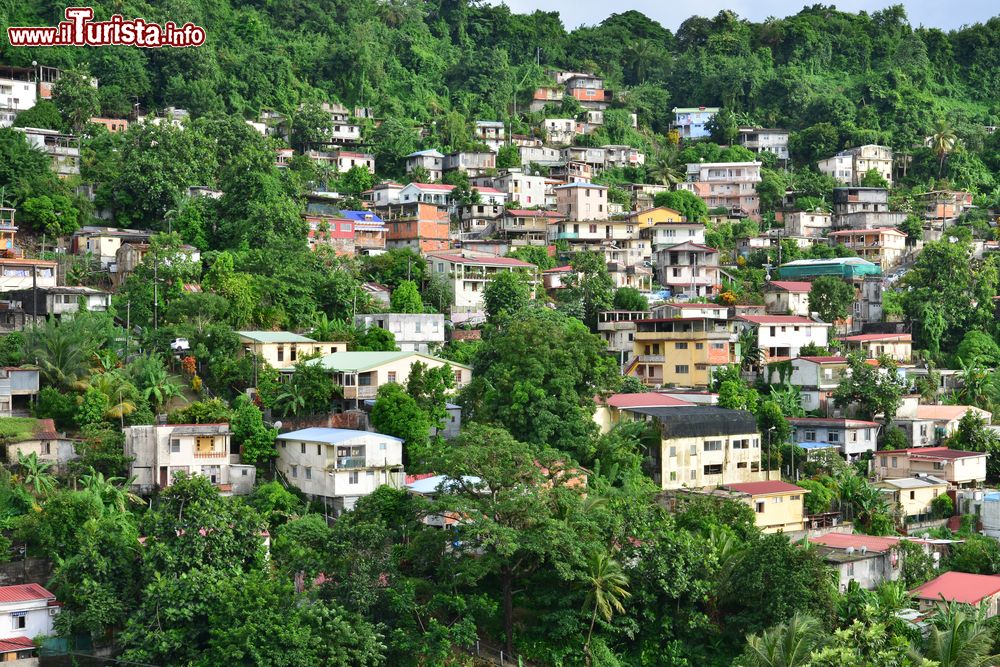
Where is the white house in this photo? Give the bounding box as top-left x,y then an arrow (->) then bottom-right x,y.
737,315 -> 831,360
276,428 -> 405,516
0,583 -> 58,660
788,417 -> 881,461
427,251 -> 538,324
353,313 -> 446,353
124,423 -> 256,496
763,280 -> 813,316
398,182 -> 455,208
671,107 -> 719,140
765,355 -> 848,413
405,150 -> 445,181
365,181 -> 404,207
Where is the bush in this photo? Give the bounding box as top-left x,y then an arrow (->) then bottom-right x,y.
931,493 -> 954,519
35,388 -> 77,430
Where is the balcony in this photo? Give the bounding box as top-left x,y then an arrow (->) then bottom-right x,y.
557,232 -> 579,240
193,450 -> 228,459
356,385 -> 377,399
336,456 -> 367,469
638,354 -> 664,362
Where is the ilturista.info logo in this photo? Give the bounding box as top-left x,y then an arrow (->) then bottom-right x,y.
7,7 -> 206,48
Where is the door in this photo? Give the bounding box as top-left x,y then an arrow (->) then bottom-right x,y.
159,466 -> 168,487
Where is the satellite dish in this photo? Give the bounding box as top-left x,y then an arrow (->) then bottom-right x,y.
272,421 -> 282,430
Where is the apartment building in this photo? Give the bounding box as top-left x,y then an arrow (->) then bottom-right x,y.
443,151 -> 496,177
427,251 -> 538,324
554,183 -> 608,221
875,447 -> 987,488
13,126 -> 80,177
764,355 -> 847,413
680,161 -> 762,221
275,428 -> 405,516
832,187 -> 907,230
827,228 -> 907,270
405,150 -> 445,181
542,118 -> 578,146
788,417 -> 880,461
474,169 -> 548,207
473,120 -> 505,152
380,202 -> 450,253
671,106 -> 720,140
737,127 -> 790,163
626,316 -> 739,387
597,310 -> 653,366
125,423 -> 256,495
784,211 -> 832,238
737,315 -> 831,360
653,242 -> 722,298
353,313 -> 446,353
818,145 -> 894,187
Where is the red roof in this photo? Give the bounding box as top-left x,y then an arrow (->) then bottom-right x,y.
543,265 -> 573,273
809,532 -> 900,553
722,481 -> 805,495
911,572 -> 1000,605
405,472 -> 437,485
767,280 -> 813,293
0,583 -> 56,604
475,186 -> 505,195
904,447 -> 984,461
505,210 -> 564,218
840,333 -> 912,343
426,253 -> 535,268
0,636 -> 34,654
408,183 -> 456,192
829,227 -> 905,236
797,356 -> 848,364
659,303 -> 728,310
738,315 -> 824,325
600,393 -> 694,409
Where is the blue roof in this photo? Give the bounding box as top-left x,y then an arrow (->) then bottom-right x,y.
339,210 -> 384,223
276,428 -> 402,444
797,441 -> 840,450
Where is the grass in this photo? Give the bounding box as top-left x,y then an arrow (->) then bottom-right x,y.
0,417 -> 40,444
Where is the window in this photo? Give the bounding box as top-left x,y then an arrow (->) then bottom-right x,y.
379,442 -> 387,451
690,470 -> 696,480
277,346 -> 284,362
755,501 -> 765,513
864,428 -> 872,440
317,445 -> 322,455
170,439 -> 181,453
704,440 -> 723,452
891,457 -> 898,468
305,467 -> 312,480
704,464 -> 723,475
804,430 -> 816,441
454,370 -> 463,384
301,443 -> 306,454
675,342 -> 688,350
668,446 -> 676,457
773,496 -> 784,504
828,431 -> 841,443
791,495 -> 800,501
11,613 -> 26,629
42,442 -> 50,455
737,461 -> 748,468
675,365 -> 689,374
689,444 -> 697,455
388,371 -> 397,383
695,343 -> 704,350
933,462 -> 945,470
733,439 -> 750,450
669,471 -> 676,481
910,491 -> 916,500
589,224 -> 597,234
349,471 -> 359,484
291,465 -> 298,478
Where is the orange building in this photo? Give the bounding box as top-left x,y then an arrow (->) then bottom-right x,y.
384,202 -> 450,254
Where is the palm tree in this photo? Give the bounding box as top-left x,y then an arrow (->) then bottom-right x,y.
86,371 -> 137,421
24,319 -> 93,390
742,613 -> 823,667
923,601 -> 1000,667
275,385 -> 307,417
130,356 -> 186,413
957,357 -> 992,409
739,327 -> 766,375
17,452 -> 55,497
648,155 -> 685,187
581,551 -> 631,665
80,469 -> 142,512
929,119 -> 958,179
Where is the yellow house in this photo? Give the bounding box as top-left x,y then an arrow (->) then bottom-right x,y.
238,331 -> 346,371
626,316 -> 739,388
592,392 -> 694,435
876,476 -> 949,521
624,206 -> 684,227
719,480 -> 809,533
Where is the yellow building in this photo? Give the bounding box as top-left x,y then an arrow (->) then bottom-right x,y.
719,481 -> 809,533
624,405 -> 764,489
238,331 -> 346,371
624,205 -> 685,226
626,316 -> 739,388
593,392 -> 694,435
876,476 -> 949,521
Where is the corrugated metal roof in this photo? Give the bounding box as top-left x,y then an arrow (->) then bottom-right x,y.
912,572 -> 1000,604
0,583 -> 55,604
276,428 -> 402,444
238,331 -> 318,344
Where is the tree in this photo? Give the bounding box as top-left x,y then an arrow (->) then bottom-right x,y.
946,411 -> 1000,480
740,613 -> 823,667
613,287 -> 649,311
929,119 -> 959,178
653,189 -> 709,222
11,100 -> 64,131
949,534 -> 1000,575
808,276 -> 854,324
231,397 -> 278,465
858,168 -> 889,188
832,354 -> 903,426
581,551 -> 631,665
52,66 -> 99,133
562,251 -> 614,330
16,451 -> 55,497
931,493 -> 954,518
389,280 -> 424,313
923,602 -> 1000,667
19,194 -> 80,237
483,270 -> 532,322
371,383 -> 430,465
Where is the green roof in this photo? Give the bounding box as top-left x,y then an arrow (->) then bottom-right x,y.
238,331 -> 318,344
777,257 -> 882,280
305,351 -> 471,372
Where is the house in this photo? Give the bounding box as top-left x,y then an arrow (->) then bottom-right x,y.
519,144 -> 561,166
427,251 -> 538,324
0,258 -> 57,291
554,183 -> 608,221
877,476 -> 950,523
529,86 -> 564,112
275,428 -> 405,517
818,145 -> 894,187
124,423 -> 256,495
603,144 -> 645,168
784,211 -> 832,238
596,310 -> 653,366
237,331 -> 344,371
305,149 -> 375,174
787,417 -> 880,461
457,202 -> 503,239
809,533 -> 903,591
380,202 -> 451,253
404,150 -> 445,181
894,404 -> 992,447
671,106 -> 719,140
651,303 -> 731,319
0,368 -> 39,417
565,74 -> 610,108
839,333 -> 912,362
831,187 -> 907,230
636,209 -> 705,249
542,118 -> 578,146
875,447 -> 986,488
593,392 -> 693,434
364,181 -> 405,207
765,356 -> 847,414
0,66 -> 39,124
911,572 -> 1000,617
0,286 -> 110,319
560,146 -> 607,171
738,127 -> 790,163
498,209 -> 562,245
471,186 -> 507,206
89,116 -> 129,133
680,161 -> 762,221
398,182 -> 455,208
654,242 -> 722,299
275,147 -> 293,168
777,257 -> 882,281
0,583 -> 58,659
4,418 -> 75,473
626,316 -> 739,388
304,351 -> 471,402
70,227 -> 154,269
763,281 -> 813,316
542,265 -> 573,290
737,315 -> 831,361
625,405 -> 763,489
353,313 -> 446,353
476,169 -> 548,208
13,127 -> 79,177
916,190 -> 974,226
340,210 -> 386,254
443,151 -> 495,177
714,480 -> 808,533
361,282 -> 391,307
550,160 -> 593,184
827,228 -> 907,270
473,120 -> 505,152
112,242 -> 200,288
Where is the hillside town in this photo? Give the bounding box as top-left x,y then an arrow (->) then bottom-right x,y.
3,3 -> 1000,666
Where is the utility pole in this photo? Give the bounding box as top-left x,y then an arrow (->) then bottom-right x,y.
153,256 -> 158,330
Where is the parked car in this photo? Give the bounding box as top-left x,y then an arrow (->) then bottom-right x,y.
170,338 -> 190,352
